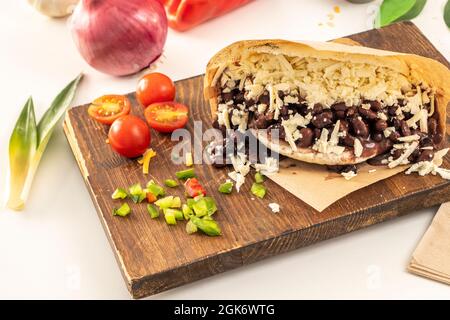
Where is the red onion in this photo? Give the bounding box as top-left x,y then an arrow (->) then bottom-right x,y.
70,0 -> 168,76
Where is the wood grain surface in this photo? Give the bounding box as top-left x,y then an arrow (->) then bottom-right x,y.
63,22 -> 450,299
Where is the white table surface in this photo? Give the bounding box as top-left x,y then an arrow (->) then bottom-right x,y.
1,0 -> 449,299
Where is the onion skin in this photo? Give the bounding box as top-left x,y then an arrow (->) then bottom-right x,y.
70,0 -> 168,76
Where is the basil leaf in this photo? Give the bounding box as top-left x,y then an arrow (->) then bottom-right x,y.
396,0 -> 427,22
377,0 -> 416,27
7,98 -> 37,210
445,0 -> 450,28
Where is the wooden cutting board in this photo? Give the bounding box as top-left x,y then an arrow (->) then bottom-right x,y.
63,22 -> 450,299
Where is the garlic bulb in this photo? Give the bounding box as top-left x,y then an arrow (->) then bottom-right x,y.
28,0 -> 80,18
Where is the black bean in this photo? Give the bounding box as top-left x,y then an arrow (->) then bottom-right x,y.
314,128 -> 322,140
389,131 -> 401,142
311,111 -> 333,128
373,133 -> 383,142
375,119 -> 388,132
277,90 -> 285,99
408,149 -> 420,162
234,91 -> 245,104
312,104 -> 323,115
392,149 -> 403,160
358,107 -> 377,120
336,111 -> 346,119
222,92 -> 233,102
281,105 -> 290,117
368,100 -> 383,112
341,165 -> 357,174
331,102 -> 347,112
245,98 -> 256,107
295,103 -> 308,116
255,116 -> 269,129
400,120 -> 411,136
379,139 -> 394,154
391,118 -> 401,130
258,93 -> 270,105
388,106 -> 398,116
297,128 -> 314,148
346,106 -> 358,118
342,134 -> 355,147
417,150 -> 434,162
351,118 -> 369,138
420,136 -> 433,148
339,120 -> 349,134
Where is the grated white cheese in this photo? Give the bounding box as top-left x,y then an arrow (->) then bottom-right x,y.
223,52 -> 420,109
253,157 -> 279,176
284,95 -> 299,104
353,138 -> 363,158
268,203 -> 280,213
228,171 -> 245,192
388,141 -> 419,168
312,124 -> 345,156
369,169 -> 377,173
383,127 -> 396,138
397,134 -> 420,143
341,171 -> 357,180
228,153 -> 251,192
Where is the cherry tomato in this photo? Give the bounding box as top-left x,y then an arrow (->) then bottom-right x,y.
108,115 -> 151,158
136,72 -> 176,108
184,178 -> 206,197
144,102 -> 189,133
88,95 -> 131,125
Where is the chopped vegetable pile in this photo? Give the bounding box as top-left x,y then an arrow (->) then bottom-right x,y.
110,167 -> 222,237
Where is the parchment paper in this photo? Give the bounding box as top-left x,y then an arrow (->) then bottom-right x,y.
268,158 -> 408,212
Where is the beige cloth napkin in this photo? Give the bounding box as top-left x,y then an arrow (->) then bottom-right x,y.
408,202 -> 450,285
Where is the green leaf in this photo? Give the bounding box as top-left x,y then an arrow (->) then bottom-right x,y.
445,0 -> 450,28
7,97 -> 37,210
395,0 -> 427,22
377,0 -> 416,27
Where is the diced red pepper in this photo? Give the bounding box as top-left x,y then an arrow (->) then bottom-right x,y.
147,192 -> 157,203
162,0 -> 254,31
184,178 -> 207,197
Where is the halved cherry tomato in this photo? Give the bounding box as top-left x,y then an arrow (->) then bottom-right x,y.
108,115 -> 151,158
144,102 -> 189,133
88,95 -> 131,125
184,178 -> 206,198
136,73 -> 176,108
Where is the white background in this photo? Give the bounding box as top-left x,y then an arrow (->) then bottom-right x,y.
1,0 -> 449,299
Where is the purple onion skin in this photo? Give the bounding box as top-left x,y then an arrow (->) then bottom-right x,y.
70,0 -> 168,76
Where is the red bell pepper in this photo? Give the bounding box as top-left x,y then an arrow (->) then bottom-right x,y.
184,178 -> 207,197
162,0 -> 253,31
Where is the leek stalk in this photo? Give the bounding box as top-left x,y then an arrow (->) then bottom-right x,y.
7,74 -> 83,210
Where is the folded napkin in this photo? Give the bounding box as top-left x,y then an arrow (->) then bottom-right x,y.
408,202 -> 450,285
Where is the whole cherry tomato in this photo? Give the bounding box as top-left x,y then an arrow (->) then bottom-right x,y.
108,115 -> 151,158
136,72 -> 176,108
